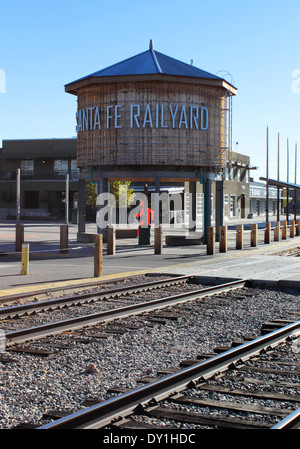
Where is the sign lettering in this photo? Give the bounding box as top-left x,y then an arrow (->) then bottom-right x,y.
76,103 -> 208,132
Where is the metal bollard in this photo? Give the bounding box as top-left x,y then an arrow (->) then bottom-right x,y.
20,243 -> 29,275
94,234 -> 103,277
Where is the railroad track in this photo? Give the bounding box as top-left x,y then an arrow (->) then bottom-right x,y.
37,319 -> 300,430
0,274 -> 193,316
2,278 -> 247,347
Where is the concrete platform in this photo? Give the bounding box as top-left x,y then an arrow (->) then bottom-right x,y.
1,219 -> 300,297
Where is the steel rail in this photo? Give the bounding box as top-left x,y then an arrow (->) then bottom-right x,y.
271,408 -> 300,429
0,273 -> 155,304
5,279 -> 247,346
38,319 -> 300,429
0,275 -> 192,319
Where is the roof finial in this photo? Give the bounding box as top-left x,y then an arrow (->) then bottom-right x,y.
149,39 -> 154,51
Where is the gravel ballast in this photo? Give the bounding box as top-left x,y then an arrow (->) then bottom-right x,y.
0,281 -> 299,429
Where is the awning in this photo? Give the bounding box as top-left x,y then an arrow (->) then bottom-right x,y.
259,177 -> 300,190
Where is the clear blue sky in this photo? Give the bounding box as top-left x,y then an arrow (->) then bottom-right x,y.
1,0 -> 300,182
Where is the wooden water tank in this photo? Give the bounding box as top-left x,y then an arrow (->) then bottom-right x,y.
65,44 -> 236,173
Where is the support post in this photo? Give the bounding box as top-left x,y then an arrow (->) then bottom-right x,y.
97,177 -> 109,243
290,220 -> 295,238
65,173 -> 69,224
203,177 -> 212,244
78,178 -> 86,233
215,181 -> 223,242
154,225 -> 163,254
107,225 -> 116,255
294,143 -> 297,221
16,168 -> 21,224
94,234 -> 103,277
277,133 -> 280,222
264,222 -> 271,244
274,221 -> 280,241
286,138 -> 289,222
296,219 -> 300,236
206,227 -> 215,255
60,224 -> 69,254
20,243 -> 29,275
250,223 -> 258,247
189,181 -> 196,233
219,226 -> 227,253
266,127 -> 269,223
236,224 -> 244,250
154,174 -> 161,228
15,223 -> 24,252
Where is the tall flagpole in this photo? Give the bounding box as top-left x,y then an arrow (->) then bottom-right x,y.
266,127 -> 269,223
294,143 -> 297,220
286,138 -> 289,221
277,132 -> 280,221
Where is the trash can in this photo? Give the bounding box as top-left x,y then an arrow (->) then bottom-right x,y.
138,225 -> 151,245
72,209 -> 78,224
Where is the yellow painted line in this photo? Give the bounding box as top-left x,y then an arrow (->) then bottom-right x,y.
0,268 -> 161,298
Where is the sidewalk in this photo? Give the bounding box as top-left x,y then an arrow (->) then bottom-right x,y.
0,216 -> 300,296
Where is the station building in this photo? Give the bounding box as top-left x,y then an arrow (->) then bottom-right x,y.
0,138 -> 79,220
0,137 -> 258,225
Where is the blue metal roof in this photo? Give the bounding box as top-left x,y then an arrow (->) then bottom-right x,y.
69,43 -> 223,83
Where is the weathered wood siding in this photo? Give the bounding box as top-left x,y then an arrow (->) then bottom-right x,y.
76,80 -> 228,170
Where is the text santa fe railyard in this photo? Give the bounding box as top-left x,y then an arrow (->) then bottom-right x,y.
76,103 -> 208,132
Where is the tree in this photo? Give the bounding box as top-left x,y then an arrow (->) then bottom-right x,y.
109,181 -> 135,207
85,180 -> 134,207
85,181 -> 97,207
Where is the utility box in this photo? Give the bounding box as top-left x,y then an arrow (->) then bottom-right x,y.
138,226 -> 151,245
72,209 -> 78,224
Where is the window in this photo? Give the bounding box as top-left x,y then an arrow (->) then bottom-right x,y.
54,159 -> 68,175
71,159 -> 79,180
21,159 -> 34,175
230,195 -> 236,217
224,194 -> 229,216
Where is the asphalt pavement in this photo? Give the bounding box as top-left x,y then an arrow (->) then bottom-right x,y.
1,216 -> 300,296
